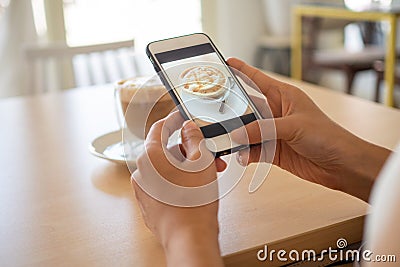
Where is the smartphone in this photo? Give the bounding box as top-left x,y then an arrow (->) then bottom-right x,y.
146,33 -> 262,157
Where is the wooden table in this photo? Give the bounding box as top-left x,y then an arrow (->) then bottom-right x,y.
1,76 -> 400,267
291,3 -> 400,107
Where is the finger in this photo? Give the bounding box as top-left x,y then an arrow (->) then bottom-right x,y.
142,111 -> 184,174
215,158 -> 227,172
227,58 -> 285,118
161,111 -> 185,145
180,122 -> 216,174
131,170 -> 144,199
146,110 -> 184,148
231,117 -> 294,144
236,146 -> 262,166
247,94 -> 273,119
180,120 -> 203,160
167,143 -> 186,162
131,171 -> 154,230
227,58 -> 283,95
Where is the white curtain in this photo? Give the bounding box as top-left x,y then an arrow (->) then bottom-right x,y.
0,0 -> 37,98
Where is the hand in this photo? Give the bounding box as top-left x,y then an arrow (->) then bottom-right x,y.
132,112 -> 225,267
228,58 -> 391,202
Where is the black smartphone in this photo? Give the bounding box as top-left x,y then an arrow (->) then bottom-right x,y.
146,33 -> 262,157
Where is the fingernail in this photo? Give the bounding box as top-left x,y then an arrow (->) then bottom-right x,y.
236,151 -> 245,166
182,120 -> 197,130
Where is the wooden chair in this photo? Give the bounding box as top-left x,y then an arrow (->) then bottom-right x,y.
302,18 -> 386,95
256,0 -> 346,76
23,40 -> 137,94
373,60 -> 400,103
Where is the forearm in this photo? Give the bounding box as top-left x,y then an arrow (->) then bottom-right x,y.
337,133 -> 391,202
164,226 -> 224,267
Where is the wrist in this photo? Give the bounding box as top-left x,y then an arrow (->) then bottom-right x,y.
163,224 -> 223,267
337,133 -> 391,202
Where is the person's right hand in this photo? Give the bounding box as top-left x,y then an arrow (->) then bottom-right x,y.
228,58 -> 391,202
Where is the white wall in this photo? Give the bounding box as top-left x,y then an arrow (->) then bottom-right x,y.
202,0 -> 266,64
0,0 -> 37,97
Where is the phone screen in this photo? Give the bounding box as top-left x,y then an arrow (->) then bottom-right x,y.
154,43 -> 259,139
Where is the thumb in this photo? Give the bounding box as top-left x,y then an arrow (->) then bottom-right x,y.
231,117 -> 294,144
181,121 -> 204,160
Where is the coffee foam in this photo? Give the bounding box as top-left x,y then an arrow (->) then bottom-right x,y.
179,65 -> 227,98
116,77 -> 169,104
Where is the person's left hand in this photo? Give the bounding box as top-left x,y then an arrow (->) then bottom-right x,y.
131,111 -> 226,267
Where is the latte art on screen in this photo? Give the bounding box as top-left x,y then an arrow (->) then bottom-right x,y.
179,65 -> 227,98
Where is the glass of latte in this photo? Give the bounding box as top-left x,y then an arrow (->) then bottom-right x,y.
114,76 -> 175,160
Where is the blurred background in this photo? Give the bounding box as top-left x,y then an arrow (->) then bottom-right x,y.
1,0 -> 399,106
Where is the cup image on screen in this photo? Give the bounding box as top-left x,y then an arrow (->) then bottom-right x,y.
179,65 -> 228,99
163,59 -> 253,128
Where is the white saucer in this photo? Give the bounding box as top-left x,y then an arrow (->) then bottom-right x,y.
89,130 -> 142,167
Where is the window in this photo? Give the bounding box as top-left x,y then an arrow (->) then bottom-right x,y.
63,0 -> 202,47
63,0 -> 202,76
30,0 -> 202,88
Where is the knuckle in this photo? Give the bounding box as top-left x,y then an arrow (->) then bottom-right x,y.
248,122 -> 262,140
136,155 -> 146,170
149,119 -> 165,132
182,128 -> 202,142
145,141 -> 162,154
